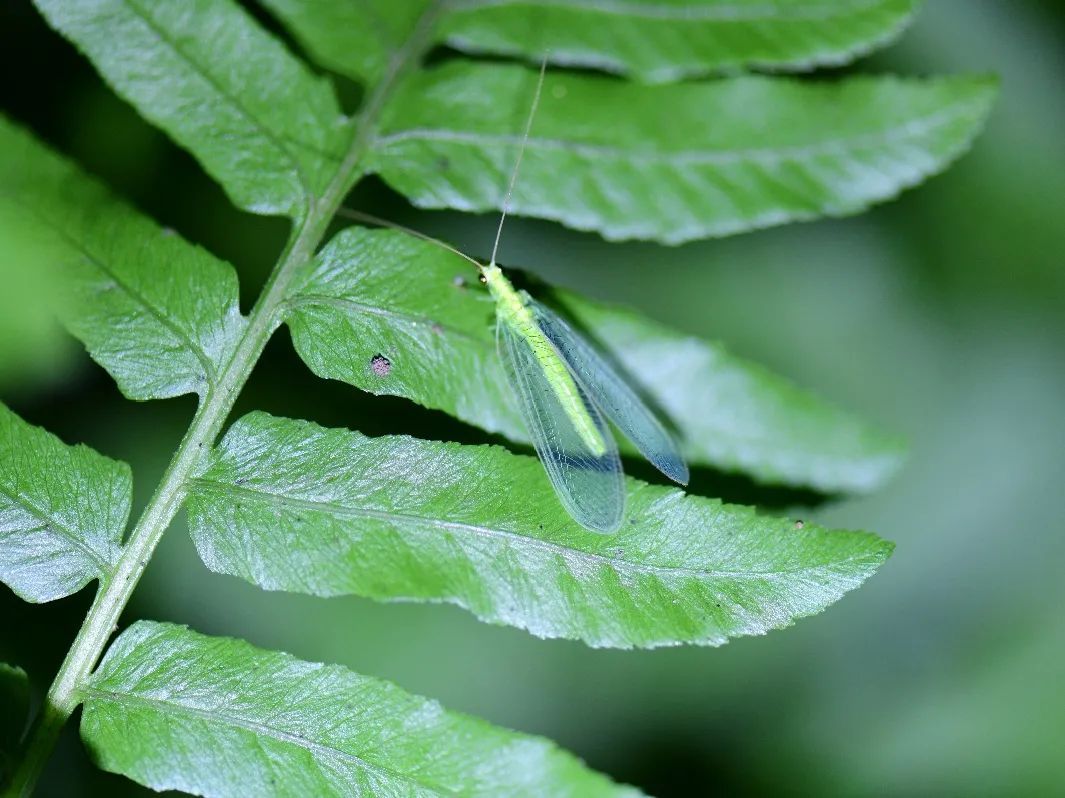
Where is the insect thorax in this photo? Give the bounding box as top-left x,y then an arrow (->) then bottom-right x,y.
483,264 -> 532,326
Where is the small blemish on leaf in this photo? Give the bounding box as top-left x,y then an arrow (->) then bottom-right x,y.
552,85 -> 568,100
430,322 -> 444,336
437,155 -> 451,171
794,519 -> 805,529
452,275 -> 467,289
370,354 -> 391,377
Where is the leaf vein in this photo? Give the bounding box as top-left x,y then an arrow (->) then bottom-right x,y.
121,0 -> 320,206
374,100 -> 975,167
0,190 -> 220,390
284,293 -> 485,344
82,686 -> 459,796
446,0 -> 896,23
190,479 -> 877,582
0,480 -> 113,575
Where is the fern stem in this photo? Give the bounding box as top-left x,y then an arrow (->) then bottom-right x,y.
3,7 -> 441,795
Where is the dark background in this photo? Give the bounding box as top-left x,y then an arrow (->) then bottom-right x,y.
2,1 -> 1064,795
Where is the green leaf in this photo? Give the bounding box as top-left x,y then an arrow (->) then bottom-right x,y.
0,115 -> 245,401
82,621 -> 644,797
0,403 -> 130,602
262,0 -> 919,85
0,663 -> 30,769
436,0 -> 920,82
284,226 -> 902,493
186,412 -> 893,649
258,0 -> 436,85
0,221 -> 70,390
369,63 -> 998,242
32,0 -> 348,218
557,296 -> 905,493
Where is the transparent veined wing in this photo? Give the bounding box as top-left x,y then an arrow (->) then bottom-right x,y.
530,299 -> 690,486
497,317 -> 625,533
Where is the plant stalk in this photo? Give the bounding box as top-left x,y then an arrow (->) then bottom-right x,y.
3,217 -> 317,798
3,9 -> 439,792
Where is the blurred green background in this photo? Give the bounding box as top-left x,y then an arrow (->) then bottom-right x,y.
2,1 -> 1063,795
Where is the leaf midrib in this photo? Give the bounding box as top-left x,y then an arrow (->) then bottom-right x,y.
190,479 -> 881,582
83,686 -> 460,797
0,479 -> 114,574
374,98 -> 977,166
120,0 -> 325,204
446,0 -> 895,23
0,189 -> 221,392
284,293 -> 487,345
290,291 -> 899,472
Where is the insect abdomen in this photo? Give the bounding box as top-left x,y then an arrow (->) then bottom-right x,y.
516,317 -> 606,456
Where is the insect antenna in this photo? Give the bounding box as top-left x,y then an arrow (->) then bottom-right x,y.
489,54 -> 549,268
335,55 -> 548,276
334,206 -> 484,272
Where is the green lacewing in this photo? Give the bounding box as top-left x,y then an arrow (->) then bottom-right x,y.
483,261 -> 689,532
342,58 -> 688,532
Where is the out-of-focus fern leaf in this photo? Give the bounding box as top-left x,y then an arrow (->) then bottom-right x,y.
0,663 -> 30,776
262,0 -> 920,85
0,116 -> 245,401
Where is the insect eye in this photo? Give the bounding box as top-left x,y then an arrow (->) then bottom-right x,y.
478,273 -> 488,284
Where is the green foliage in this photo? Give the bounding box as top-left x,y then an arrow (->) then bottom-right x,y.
0,117 -> 245,401
0,0 -> 998,794
434,0 -> 920,81
0,402 -> 130,603
286,227 -> 903,492
258,0 -> 431,85
188,412 -> 891,648
32,0 -> 349,218
0,236 -> 68,390
82,621 -> 643,797
369,63 -> 996,242
0,663 -> 30,774
263,0 -> 919,84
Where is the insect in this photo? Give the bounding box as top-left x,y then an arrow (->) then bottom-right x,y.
341,58 -> 688,532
